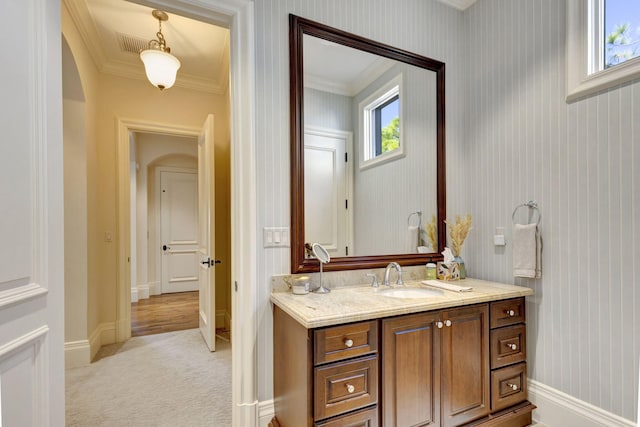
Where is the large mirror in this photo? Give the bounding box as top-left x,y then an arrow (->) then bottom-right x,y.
290,15 -> 446,273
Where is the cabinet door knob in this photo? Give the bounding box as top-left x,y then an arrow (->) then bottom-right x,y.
506,309 -> 515,317
346,384 -> 355,394
344,338 -> 354,348
507,343 -> 517,350
435,321 -> 444,329
506,383 -> 518,391
444,319 -> 452,327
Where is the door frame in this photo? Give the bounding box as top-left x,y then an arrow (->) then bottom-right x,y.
155,166 -> 198,297
118,1 -> 257,425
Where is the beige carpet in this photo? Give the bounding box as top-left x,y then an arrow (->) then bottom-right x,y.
66,329 -> 231,427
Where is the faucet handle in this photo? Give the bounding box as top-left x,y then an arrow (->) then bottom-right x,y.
366,273 -> 379,288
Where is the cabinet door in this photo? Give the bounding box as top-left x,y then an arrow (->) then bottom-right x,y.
382,312 -> 441,427
441,304 -> 489,427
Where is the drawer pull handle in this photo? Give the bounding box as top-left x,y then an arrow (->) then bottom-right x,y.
506,309 -> 516,317
344,339 -> 354,348
506,343 -> 517,350
444,319 -> 452,327
346,384 -> 355,394
506,383 -> 518,391
435,321 -> 444,329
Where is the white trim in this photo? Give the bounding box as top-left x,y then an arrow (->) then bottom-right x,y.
131,287 -> 139,302
566,0 -> 640,102
528,379 -> 635,427
137,283 -> 150,300
148,280 -> 160,295
258,399 -> 275,427
0,326 -> 49,360
118,2 -> 257,426
0,281 -> 48,308
88,322 -> 116,361
64,339 -> 90,368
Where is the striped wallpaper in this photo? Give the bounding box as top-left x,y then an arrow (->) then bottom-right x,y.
255,0 -> 466,401
256,0 -> 639,421
464,0 -> 639,421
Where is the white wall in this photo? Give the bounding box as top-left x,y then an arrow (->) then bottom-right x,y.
463,0 -> 639,422
255,0 -> 467,401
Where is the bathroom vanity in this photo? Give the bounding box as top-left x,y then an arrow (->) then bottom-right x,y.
271,278 -> 535,427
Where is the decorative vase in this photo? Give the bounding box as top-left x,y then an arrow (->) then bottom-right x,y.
454,255 -> 466,279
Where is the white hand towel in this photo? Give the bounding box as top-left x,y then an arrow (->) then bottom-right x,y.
405,225 -> 419,253
513,223 -> 542,278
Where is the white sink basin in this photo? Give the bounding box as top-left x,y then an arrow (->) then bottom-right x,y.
377,287 -> 443,299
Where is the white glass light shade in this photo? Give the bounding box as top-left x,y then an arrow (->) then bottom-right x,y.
139,49 -> 181,90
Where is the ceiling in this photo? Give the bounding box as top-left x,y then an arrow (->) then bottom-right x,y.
64,0 -> 229,94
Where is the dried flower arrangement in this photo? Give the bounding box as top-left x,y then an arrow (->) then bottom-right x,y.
446,214 -> 473,256
424,215 -> 438,251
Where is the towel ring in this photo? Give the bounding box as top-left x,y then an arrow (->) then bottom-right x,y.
408,210 -> 422,227
512,201 -> 541,225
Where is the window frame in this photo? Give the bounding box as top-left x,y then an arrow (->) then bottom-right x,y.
567,0 -> 640,102
358,73 -> 404,170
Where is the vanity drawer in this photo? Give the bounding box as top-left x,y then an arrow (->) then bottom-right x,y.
314,406 -> 378,427
490,324 -> 526,369
314,320 -> 378,365
491,362 -> 527,412
490,298 -> 525,329
314,355 -> 378,421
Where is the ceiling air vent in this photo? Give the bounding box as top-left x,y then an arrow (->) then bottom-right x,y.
117,32 -> 149,54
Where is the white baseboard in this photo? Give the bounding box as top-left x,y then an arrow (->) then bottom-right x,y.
148,281 -> 160,296
258,400 -> 274,427
88,322 -> 116,361
216,309 -> 231,330
529,379 -> 635,427
131,287 -> 138,303
64,339 -> 91,369
137,283 -> 150,300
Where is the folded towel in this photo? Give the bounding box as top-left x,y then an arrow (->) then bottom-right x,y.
422,280 -> 473,292
513,223 -> 542,278
405,225 -> 419,253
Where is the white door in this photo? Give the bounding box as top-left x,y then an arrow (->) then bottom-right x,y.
161,170 -> 199,294
304,127 -> 353,257
0,1 -> 64,424
198,115 -> 217,351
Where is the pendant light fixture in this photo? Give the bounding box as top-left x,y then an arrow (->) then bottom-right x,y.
139,10 -> 181,91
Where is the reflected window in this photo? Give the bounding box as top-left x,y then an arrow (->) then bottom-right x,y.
359,74 -> 404,169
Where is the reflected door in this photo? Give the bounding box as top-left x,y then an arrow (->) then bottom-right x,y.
304,127 -> 353,257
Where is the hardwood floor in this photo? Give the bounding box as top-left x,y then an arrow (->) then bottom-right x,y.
131,291 -> 199,337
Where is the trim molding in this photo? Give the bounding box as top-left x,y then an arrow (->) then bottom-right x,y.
436,0 -> 476,11
258,400 -> 275,427
529,379 -> 635,427
0,280 -> 48,308
88,322 -> 116,361
64,339 -> 90,369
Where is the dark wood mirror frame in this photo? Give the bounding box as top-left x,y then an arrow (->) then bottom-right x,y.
290,14 -> 446,273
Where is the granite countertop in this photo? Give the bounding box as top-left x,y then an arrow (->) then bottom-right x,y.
270,278 -> 534,329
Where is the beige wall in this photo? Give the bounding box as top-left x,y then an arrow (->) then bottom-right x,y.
61,3 -> 231,348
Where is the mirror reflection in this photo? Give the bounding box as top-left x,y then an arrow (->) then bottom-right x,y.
303,34 -> 438,258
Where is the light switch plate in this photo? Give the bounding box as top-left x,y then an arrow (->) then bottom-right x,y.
264,227 -> 290,248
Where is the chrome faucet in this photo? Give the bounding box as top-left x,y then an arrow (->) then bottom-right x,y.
383,262 -> 404,287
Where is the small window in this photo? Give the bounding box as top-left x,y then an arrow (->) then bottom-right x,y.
567,0 -> 640,101
359,74 -> 404,169
604,0 -> 640,69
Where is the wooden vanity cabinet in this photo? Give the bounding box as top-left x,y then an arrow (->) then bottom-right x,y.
381,304 -> 489,427
273,297 -> 534,427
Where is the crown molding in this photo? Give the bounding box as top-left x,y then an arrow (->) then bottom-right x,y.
437,0 -> 477,11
